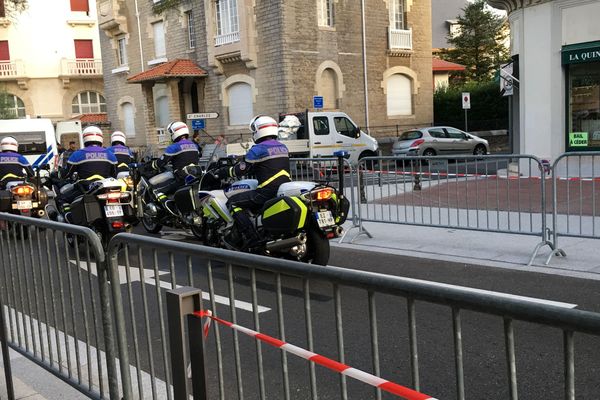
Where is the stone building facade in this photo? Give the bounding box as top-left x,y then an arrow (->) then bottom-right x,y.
98,0 -> 433,148
0,0 -> 105,127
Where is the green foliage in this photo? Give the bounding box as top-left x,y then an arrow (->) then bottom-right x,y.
0,92 -> 17,119
443,0 -> 509,82
434,81 -> 508,131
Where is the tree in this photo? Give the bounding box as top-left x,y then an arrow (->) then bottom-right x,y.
443,0 -> 509,82
3,0 -> 28,20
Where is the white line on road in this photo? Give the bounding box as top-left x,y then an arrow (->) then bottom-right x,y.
73,260 -> 271,314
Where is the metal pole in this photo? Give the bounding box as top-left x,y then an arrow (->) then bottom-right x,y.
360,0 -> 370,133
188,314 -> 208,400
464,109 -> 468,132
167,287 -> 203,400
0,292 -> 15,400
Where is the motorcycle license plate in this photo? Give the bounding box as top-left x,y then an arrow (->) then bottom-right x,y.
105,205 -> 124,217
16,200 -> 32,210
316,211 -> 335,228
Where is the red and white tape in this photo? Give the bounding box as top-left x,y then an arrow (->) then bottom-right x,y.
195,310 -> 437,400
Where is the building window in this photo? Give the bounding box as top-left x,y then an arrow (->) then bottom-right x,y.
0,94 -> 26,118
117,36 -> 128,66
186,11 -> 196,49
390,0 -> 405,30
317,0 -> 334,27
568,61 -> 600,150
74,39 -> 94,59
386,74 -> 412,116
121,102 -> 136,137
72,91 -> 106,114
70,0 -> 89,13
153,21 -> 166,58
0,1 -> 5,18
0,40 -> 9,61
227,82 -> 253,126
215,0 -> 239,45
155,96 -> 169,128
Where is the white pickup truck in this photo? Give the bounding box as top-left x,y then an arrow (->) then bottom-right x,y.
202,111 -> 378,165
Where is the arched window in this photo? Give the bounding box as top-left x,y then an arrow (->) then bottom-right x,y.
155,96 -> 170,128
321,68 -> 337,109
121,102 -> 136,137
72,91 -> 106,114
227,82 -> 253,126
0,94 -> 26,118
386,74 -> 412,116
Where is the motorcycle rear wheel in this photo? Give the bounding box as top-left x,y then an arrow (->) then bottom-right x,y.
142,216 -> 162,234
301,227 -> 330,266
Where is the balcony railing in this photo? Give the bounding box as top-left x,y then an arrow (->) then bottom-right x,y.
388,27 -> 412,51
61,59 -> 103,77
0,60 -> 25,79
215,31 -> 240,46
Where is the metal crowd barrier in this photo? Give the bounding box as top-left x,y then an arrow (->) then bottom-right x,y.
0,213 -> 121,399
546,152 -> 600,264
354,155 -> 555,265
103,233 -> 600,400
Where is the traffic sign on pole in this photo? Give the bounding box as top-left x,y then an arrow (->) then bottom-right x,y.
313,96 -> 324,110
462,92 -> 471,109
187,112 -> 219,120
191,119 -> 205,130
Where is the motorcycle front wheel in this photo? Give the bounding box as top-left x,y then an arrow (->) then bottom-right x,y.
301,227 -> 330,266
142,216 -> 162,234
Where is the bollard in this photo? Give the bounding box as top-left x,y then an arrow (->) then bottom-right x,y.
167,287 -> 206,400
413,174 -> 422,191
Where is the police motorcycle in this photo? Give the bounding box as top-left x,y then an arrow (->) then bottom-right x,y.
0,164 -> 50,219
193,153 -> 350,266
46,173 -> 135,247
133,160 -> 205,238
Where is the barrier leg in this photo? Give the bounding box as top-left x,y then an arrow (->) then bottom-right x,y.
167,287 -> 203,400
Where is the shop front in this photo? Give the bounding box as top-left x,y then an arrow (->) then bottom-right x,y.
563,41 -> 600,152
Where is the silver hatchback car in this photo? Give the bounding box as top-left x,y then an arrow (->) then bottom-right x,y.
392,126 -> 489,157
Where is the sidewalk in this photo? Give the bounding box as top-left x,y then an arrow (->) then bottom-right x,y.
0,348 -> 85,399
334,220 -> 600,281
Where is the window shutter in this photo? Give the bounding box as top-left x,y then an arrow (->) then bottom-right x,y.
74,40 -> 94,59
0,1 -> 5,18
70,0 -> 89,12
0,41 -> 10,61
386,74 -> 412,116
227,83 -> 253,126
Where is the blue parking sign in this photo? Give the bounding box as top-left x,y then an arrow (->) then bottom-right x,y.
313,96 -> 324,109
191,119 -> 205,130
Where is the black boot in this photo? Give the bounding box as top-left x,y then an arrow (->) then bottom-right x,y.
232,209 -> 261,250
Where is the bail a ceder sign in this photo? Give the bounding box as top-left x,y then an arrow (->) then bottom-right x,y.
562,41 -> 600,64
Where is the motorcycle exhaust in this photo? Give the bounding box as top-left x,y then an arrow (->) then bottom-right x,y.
266,233 -> 307,253
333,226 -> 344,237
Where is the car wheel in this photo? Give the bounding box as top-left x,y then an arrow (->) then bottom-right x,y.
473,145 -> 487,156
422,148 -> 436,157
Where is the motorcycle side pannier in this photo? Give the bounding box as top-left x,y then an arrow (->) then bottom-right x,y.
173,185 -> 199,214
70,194 -> 103,225
261,196 -> 307,235
0,190 -> 11,212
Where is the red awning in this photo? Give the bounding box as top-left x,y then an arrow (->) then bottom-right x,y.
127,59 -> 208,83
432,58 -> 466,72
71,113 -> 108,123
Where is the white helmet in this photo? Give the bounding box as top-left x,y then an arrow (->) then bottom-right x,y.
111,131 -> 127,145
249,115 -> 278,142
0,136 -> 18,152
82,125 -> 104,146
167,121 -> 189,142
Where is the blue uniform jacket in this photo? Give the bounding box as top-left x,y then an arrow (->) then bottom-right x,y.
0,151 -> 34,182
108,144 -> 134,173
156,138 -> 199,171
66,146 -> 117,180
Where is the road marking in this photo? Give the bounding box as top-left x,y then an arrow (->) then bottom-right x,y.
73,260 -> 271,314
397,276 -> 577,309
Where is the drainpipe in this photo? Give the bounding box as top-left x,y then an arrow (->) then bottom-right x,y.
134,0 -> 145,71
360,0 -> 370,133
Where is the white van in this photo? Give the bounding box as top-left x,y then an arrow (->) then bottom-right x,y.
0,118 -> 59,170
211,111 -> 378,165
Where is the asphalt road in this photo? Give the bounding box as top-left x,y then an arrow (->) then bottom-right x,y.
3,225 -> 600,399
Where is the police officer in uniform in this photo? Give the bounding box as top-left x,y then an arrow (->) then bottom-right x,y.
0,136 -> 34,189
152,121 -> 199,213
214,115 -> 290,249
107,131 -> 134,175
